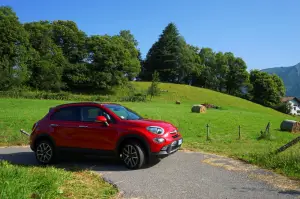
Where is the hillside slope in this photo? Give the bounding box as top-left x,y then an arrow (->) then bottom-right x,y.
1,82 -> 300,179
262,63 -> 300,97
132,81 -> 289,115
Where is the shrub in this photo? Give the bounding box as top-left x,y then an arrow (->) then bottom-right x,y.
275,102 -> 292,114
120,93 -> 147,102
147,71 -> 160,100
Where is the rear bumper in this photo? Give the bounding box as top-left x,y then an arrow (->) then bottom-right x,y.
150,138 -> 183,158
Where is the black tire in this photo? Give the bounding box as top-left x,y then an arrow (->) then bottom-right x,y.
120,141 -> 145,170
35,140 -> 56,165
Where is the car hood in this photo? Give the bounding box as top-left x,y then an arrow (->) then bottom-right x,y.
122,119 -> 176,130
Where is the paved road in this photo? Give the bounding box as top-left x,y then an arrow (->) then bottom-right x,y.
1,147 -> 300,199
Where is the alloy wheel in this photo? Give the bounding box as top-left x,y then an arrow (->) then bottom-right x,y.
122,145 -> 139,168
36,142 -> 53,163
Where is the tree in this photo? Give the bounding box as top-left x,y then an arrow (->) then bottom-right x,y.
197,48 -> 217,89
225,53 -> 249,96
249,70 -> 285,107
147,71 -> 160,99
175,40 -> 202,84
119,30 -> 138,47
215,52 -> 229,92
119,30 -> 142,80
0,6 -> 31,90
52,20 -> 88,64
24,21 -> 67,91
143,23 -> 183,82
87,35 -> 141,90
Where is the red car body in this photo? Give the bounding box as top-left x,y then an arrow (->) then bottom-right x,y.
29,102 -> 183,169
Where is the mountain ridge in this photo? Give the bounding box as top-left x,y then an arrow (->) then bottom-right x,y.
262,62 -> 300,97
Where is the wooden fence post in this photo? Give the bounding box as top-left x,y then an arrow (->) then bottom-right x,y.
206,124 -> 210,141
238,125 -> 241,140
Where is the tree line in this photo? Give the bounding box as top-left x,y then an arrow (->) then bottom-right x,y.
0,6 -> 286,110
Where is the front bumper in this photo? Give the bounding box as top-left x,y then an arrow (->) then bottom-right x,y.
151,138 -> 183,158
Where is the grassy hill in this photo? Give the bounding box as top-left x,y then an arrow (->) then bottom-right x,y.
1,82 -> 300,179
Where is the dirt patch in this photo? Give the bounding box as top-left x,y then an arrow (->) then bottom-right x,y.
201,155 -> 300,191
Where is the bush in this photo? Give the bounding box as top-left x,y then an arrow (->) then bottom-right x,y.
0,90 -> 116,102
0,89 -> 149,102
275,102 -> 292,114
147,71 -> 160,99
120,93 -> 147,102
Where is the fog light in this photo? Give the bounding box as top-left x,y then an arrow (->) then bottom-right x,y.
161,146 -> 168,151
153,138 -> 165,143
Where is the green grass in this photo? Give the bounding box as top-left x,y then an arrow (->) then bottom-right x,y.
1,82 -> 300,180
0,161 -> 118,199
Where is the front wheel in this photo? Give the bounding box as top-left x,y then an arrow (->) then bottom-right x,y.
121,142 -> 145,169
35,140 -> 56,165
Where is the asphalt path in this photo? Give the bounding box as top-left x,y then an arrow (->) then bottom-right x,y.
1,146 -> 300,199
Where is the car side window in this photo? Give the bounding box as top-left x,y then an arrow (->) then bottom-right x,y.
81,106 -> 114,123
50,106 -> 81,121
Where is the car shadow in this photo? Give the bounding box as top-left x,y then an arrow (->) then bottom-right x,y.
0,151 -> 160,172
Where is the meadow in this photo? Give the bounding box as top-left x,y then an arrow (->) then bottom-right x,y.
1,82 -> 300,185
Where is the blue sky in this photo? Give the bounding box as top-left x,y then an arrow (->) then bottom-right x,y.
1,0 -> 300,70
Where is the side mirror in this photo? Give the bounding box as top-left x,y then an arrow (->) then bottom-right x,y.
95,116 -> 109,126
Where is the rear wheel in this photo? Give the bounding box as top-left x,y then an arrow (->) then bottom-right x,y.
35,140 -> 56,165
120,142 -> 145,169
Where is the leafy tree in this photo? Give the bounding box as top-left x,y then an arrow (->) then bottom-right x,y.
87,35 -> 140,90
24,21 -> 67,91
0,6 -> 31,90
197,48 -> 217,89
147,71 -> 160,99
250,70 -> 285,107
177,43 -> 202,85
119,30 -> 138,47
62,63 -> 91,92
119,30 -> 142,80
52,20 -> 88,64
215,52 -> 229,92
225,53 -> 249,95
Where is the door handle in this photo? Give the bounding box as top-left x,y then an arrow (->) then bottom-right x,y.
79,125 -> 88,128
50,124 -> 59,127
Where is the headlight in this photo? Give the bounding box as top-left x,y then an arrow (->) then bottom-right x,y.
146,126 -> 164,135
153,138 -> 165,143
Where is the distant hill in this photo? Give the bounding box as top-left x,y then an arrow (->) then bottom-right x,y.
262,62 -> 300,97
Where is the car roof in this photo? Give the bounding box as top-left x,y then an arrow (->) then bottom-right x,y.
53,102 -> 122,109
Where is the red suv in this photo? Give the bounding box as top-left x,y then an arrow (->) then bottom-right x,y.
29,102 -> 183,169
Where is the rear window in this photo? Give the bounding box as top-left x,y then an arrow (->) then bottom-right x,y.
50,106 -> 80,121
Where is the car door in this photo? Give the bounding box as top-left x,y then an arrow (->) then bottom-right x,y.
74,106 -> 119,151
48,106 -> 81,149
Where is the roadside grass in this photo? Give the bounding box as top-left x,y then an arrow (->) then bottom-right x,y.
1,82 -> 300,180
0,161 -> 118,199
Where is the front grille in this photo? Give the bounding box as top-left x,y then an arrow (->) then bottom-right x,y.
169,144 -> 180,153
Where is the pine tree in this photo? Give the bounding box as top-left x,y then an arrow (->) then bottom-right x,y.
143,23 -> 182,82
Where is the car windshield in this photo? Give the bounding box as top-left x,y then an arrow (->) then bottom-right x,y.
103,104 -> 143,120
